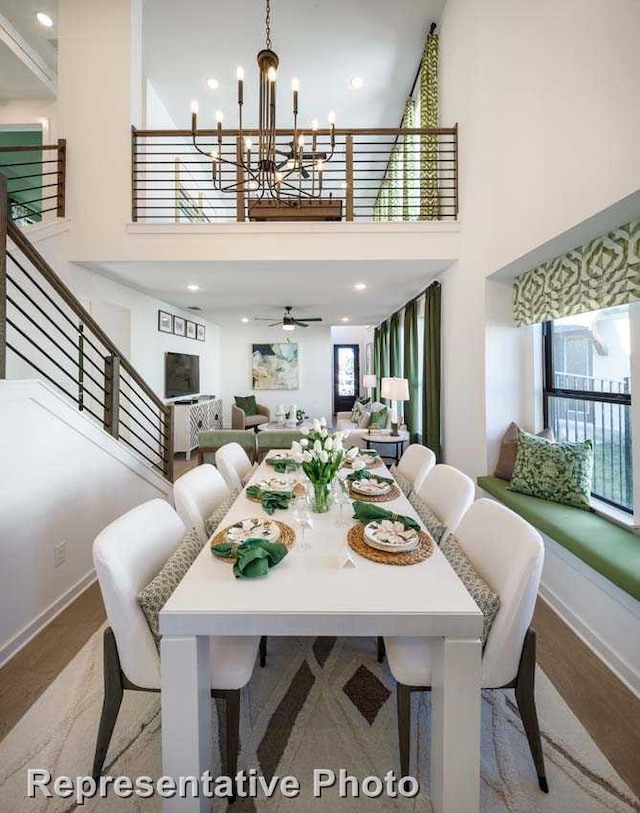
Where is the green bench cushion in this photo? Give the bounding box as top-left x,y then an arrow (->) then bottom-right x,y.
477,476 -> 640,601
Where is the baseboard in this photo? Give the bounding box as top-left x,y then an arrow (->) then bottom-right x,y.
539,535 -> 640,698
0,569 -> 96,668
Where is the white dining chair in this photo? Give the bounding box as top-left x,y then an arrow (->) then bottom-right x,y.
216,442 -> 254,492
393,443 -> 436,494
415,463 -> 475,534
385,498 -> 548,792
92,499 -> 260,789
174,463 -> 231,542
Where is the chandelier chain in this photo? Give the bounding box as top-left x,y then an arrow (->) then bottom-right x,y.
265,0 -> 272,50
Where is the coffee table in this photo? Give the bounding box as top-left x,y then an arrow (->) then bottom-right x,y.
362,429 -> 410,464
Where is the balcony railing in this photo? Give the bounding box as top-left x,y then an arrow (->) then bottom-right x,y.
131,126 -> 458,223
0,140 -> 66,225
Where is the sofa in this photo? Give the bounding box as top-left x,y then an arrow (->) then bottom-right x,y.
231,401 -> 270,430
336,401 -> 392,449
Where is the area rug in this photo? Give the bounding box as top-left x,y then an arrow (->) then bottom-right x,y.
0,630 -> 638,812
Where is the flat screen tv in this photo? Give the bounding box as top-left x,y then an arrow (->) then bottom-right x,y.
165,352 -> 200,399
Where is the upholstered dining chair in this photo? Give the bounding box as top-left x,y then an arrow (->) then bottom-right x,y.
91,499 -> 260,787
216,442 -> 255,492
174,464 -> 231,543
392,443 -> 436,494
414,463 -> 475,535
384,498 -> 548,792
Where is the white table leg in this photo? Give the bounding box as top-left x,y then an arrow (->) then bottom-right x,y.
430,637 -> 482,813
161,635 -> 211,813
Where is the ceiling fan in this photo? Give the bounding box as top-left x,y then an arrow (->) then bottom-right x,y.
254,306 -> 323,330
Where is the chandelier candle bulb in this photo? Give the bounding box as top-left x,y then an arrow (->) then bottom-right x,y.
190,100 -> 199,132
236,67 -> 244,105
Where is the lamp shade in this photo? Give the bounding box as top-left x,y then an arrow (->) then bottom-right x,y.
380,377 -> 409,401
363,374 -> 377,389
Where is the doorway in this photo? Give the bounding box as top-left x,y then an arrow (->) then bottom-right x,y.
333,344 -> 360,414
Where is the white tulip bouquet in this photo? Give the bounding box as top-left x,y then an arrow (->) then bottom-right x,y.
291,418 -> 347,512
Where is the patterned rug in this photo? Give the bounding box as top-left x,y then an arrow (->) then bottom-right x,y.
1,631 -> 638,813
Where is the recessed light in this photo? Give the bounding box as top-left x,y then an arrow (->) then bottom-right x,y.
241,317 -> 250,323
350,77 -> 364,90
187,284 -> 200,292
207,78 -> 219,90
354,282 -> 367,291
36,11 -> 54,27
341,317 -> 350,322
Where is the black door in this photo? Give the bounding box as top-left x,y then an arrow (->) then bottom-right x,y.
333,344 -> 360,414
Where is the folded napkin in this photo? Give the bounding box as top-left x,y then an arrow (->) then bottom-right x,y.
246,485 -> 291,515
266,458 -> 300,473
212,537 -> 288,578
351,500 -> 420,531
347,469 -> 394,484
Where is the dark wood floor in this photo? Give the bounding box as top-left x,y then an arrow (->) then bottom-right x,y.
1,584 -> 638,797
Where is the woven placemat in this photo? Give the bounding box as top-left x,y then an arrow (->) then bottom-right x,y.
347,482 -> 402,503
347,522 -> 433,566
211,520 -> 296,562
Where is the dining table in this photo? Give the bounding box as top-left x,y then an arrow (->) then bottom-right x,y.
159,451 -> 483,813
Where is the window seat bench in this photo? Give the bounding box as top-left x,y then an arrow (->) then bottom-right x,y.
477,476 -> 640,602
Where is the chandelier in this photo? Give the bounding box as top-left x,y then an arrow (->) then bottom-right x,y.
189,0 -> 336,202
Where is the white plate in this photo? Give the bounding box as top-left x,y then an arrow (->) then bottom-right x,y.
256,477 -> 292,494
364,520 -> 419,553
269,452 -> 290,461
226,517 -> 280,544
351,478 -> 392,496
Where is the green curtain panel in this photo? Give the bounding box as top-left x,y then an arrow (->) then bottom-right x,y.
373,326 -> 382,400
380,320 -> 391,401
513,221 -> 640,326
403,299 -> 419,440
423,282 -> 442,460
389,311 -> 402,378
420,31 -> 439,221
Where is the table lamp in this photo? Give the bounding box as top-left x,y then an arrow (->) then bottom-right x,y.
363,374 -> 377,401
380,377 -> 409,436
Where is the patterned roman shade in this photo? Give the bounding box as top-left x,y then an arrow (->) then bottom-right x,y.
513,221 -> 640,326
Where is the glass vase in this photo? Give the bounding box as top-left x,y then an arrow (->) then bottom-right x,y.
310,481 -> 332,514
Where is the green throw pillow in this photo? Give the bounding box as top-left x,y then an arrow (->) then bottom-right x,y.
368,406 -> 388,429
235,395 -> 258,416
440,535 -> 501,646
137,528 -> 204,648
509,428 -> 593,510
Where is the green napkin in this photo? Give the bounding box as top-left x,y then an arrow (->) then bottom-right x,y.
351,500 -> 420,531
266,458 -> 300,473
246,485 -> 291,515
212,537 -> 288,578
347,469 -> 394,484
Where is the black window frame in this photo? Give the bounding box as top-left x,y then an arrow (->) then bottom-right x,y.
542,320 -> 633,513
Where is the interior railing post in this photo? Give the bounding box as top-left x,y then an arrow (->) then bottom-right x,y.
453,123 -> 459,219
165,404 -> 175,481
236,136 -> 245,222
346,134 -> 354,222
131,126 -> 138,223
104,354 -> 120,439
78,322 -> 84,411
0,174 -> 7,379
56,138 -> 67,218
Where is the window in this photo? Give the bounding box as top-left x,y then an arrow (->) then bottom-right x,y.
543,305 -> 632,512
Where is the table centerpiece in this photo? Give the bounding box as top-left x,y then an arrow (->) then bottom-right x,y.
291,418 -> 349,513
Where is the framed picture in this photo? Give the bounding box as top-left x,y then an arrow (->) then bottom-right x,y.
158,310 -> 173,334
173,315 -> 186,337
196,324 -> 206,342
186,320 -> 197,339
252,343 -> 299,390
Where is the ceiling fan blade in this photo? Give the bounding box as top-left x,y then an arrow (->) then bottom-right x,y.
293,320 -> 309,327
268,322 -> 282,327
253,317 -> 278,321
297,317 -> 323,322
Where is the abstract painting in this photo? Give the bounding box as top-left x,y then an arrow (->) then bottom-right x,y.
252,343 -> 299,390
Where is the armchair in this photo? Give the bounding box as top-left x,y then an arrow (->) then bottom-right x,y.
231,401 -> 270,430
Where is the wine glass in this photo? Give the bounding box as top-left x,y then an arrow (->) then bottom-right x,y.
332,471 -> 352,525
292,494 -> 313,551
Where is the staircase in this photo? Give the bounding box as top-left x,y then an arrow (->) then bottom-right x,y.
0,175 -> 174,482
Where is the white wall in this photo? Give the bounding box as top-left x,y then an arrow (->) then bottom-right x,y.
218,324 -> 333,426
0,99 -> 58,142
438,0 -> 640,479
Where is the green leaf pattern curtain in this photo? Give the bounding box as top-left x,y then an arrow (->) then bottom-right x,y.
420,31 -> 439,220
513,221 -> 640,326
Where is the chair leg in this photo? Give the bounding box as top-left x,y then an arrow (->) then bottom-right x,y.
377,636 -> 386,663
225,689 -> 241,801
92,627 -> 124,780
259,635 -> 268,668
514,628 -> 549,793
397,683 -> 411,777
